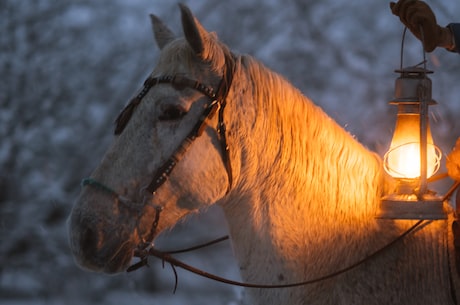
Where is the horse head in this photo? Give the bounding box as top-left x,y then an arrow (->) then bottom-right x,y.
68,4 -> 235,274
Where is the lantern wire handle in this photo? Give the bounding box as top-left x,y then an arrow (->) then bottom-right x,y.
399,26 -> 428,71
399,27 -> 406,70
419,25 -> 427,71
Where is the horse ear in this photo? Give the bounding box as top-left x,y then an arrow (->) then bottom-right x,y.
150,14 -> 176,49
178,3 -> 209,57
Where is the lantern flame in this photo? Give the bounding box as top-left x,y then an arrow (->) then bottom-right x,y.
383,113 -> 441,179
384,142 -> 440,178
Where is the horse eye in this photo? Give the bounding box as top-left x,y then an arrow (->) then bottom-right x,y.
158,105 -> 188,121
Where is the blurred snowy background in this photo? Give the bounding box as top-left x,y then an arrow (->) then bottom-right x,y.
1,0 -> 459,304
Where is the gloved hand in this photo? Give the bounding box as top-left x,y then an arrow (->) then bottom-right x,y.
447,137 -> 460,181
390,0 -> 452,52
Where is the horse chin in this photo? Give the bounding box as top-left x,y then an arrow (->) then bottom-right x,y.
102,240 -> 137,274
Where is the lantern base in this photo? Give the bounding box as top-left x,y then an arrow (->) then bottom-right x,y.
376,195 -> 446,220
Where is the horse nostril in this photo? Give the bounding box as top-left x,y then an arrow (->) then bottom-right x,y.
80,226 -> 100,256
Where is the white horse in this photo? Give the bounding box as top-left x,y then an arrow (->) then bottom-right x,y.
68,4 -> 460,304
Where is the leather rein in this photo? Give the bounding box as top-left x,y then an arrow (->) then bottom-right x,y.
129,220 -> 424,293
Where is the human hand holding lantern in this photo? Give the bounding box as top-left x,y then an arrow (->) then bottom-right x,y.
390,0 -> 455,52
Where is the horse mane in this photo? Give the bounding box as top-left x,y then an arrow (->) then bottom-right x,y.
231,54 -> 383,222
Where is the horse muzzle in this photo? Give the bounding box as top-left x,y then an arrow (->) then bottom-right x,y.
67,209 -> 138,273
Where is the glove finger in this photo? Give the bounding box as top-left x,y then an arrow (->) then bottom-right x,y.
406,11 -> 426,29
406,1 -> 436,24
390,1 -> 398,15
420,23 -> 437,51
393,0 -> 420,38
397,0 -> 418,22
390,0 -> 416,16
404,11 -> 436,51
390,2 -> 396,11
405,2 -> 437,51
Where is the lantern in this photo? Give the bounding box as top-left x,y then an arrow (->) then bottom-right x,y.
377,29 -> 445,220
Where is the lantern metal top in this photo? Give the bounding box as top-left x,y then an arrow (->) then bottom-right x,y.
394,66 -> 433,75
390,65 -> 436,106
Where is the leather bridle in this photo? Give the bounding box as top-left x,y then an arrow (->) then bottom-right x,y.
82,50 -> 236,258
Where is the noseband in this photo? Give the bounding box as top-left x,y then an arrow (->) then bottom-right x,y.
82,51 -> 236,253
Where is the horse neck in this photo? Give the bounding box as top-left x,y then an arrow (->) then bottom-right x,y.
221,56 -> 385,282
225,55 -> 383,218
